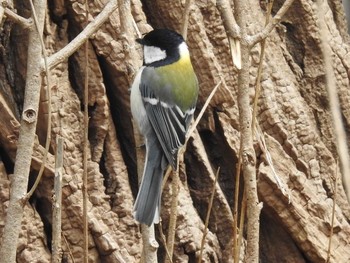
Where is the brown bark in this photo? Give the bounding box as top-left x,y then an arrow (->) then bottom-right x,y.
0,0 -> 350,262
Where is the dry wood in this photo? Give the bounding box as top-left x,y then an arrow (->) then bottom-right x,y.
82,2 -> 89,262
52,136 -> 64,263
0,0 -> 46,261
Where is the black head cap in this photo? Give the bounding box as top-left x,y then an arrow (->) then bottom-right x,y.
136,29 -> 184,52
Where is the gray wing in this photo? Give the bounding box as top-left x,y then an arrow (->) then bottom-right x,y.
140,76 -> 194,169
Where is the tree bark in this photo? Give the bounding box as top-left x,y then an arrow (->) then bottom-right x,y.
0,0 -> 350,262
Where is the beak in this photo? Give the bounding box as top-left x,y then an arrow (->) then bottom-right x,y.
136,38 -> 144,45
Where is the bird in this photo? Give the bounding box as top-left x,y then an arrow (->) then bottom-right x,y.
130,28 -> 199,226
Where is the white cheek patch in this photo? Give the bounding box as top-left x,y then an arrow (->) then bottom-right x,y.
144,45 -> 166,64
178,42 -> 189,57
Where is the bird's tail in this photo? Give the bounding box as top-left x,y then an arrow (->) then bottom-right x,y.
133,136 -> 166,226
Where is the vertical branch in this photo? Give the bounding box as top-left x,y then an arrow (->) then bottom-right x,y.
52,136 -> 64,263
0,0 -> 46,261
237,42 -> 261,263
234,0 -> 261,261
82,2 -> 90,263
252,0 -> 274,134
198,168 -> 220,263
165,161 -> 179,263
25,0 -> 53,200
316,0 -> 350,201
180,0 -> 192,40
233,144 -> 242,263
326,162 -> 338,263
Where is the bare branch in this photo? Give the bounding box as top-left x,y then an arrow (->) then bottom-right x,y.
25,0 -> 53,200
186,80 -> 222,140
234,0 -> 262,261
248,0 -> 295,47
180,0 -> 193,40
165,161 -> 180,263
198,167 -> 220,263
2,7 -> 32,28
82,2 -> 89,263
0,0 -> 46,261
216,0 -> 240,38
216,0 -> 241,69
52,136 -> 64,263
46,0 -> 119,70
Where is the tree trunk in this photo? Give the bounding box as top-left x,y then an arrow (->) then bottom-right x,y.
0,0 -> 350,262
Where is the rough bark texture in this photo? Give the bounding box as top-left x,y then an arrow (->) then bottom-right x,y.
0,0 -> 350,262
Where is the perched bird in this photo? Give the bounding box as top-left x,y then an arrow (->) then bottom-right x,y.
130,29 -> 198,226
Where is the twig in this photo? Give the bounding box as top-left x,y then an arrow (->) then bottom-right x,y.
237,188 -> 246,262
216,0 -> 241,69
187,80 -> 222,140
0,0 -> 46,261
158,222 -> 173,263
198,167 -> 220,263
25,0 -> 53,201
180,0 -> 193,40
234,1 -> 261,261
316,0 -> 350,202
252,0 -> 274,135
248,0 -> 296,47
233,143 -> 243,263
63,233 -> 76,263
326,162 -> 338,263
216,0 -> 240,38
165,160 -> 180,263
2,7 -> 32,28
140,224 -> 159,263
46,0 -> 119,70
52,136 -> 64,263
82,1 -> 89,262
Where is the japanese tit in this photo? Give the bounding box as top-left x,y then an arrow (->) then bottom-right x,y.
130,28 -> 198,226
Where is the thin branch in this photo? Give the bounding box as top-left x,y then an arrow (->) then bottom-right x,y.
233,142 -> 243,263
252,0 -> 274,134
186,80 -> 222,140
46,0 -> 119,70
158,222 -> 173,263
25,0 -> 53,200
165,160 -> 180,263
234,0 -> 262,261
82,2 -> 89,263
326,162 -> 338,263
216,0 -> 241,69
237,188 -> 246,262
2,7 -> 32,28
198,167 -> 220,263
216,0 -> 240,38
63,233 -> 76,263
180,0 -> 193,40
316,0 -> 350,202
52,136 -> 64,263
0,0 -> 46,261
248,0 -> 295,47
140,224 -> 159,263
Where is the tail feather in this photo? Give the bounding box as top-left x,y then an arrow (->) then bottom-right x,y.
134,137 -> 166,225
